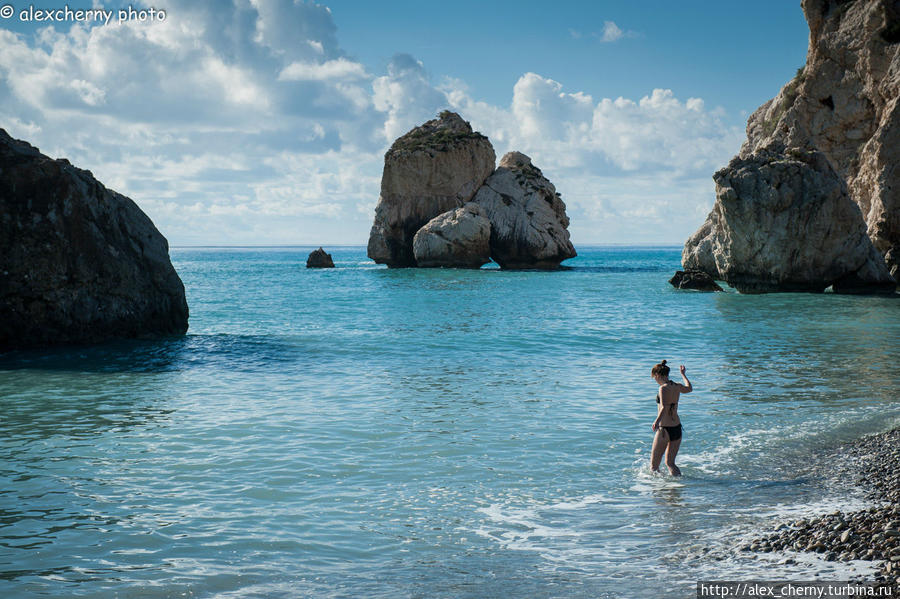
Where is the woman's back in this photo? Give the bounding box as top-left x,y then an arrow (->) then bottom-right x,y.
656,380 -> 681,426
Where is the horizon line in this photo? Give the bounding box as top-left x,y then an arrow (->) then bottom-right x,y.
171,242 -> 686,249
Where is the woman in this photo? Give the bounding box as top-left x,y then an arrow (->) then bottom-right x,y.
650,360 -> 692,476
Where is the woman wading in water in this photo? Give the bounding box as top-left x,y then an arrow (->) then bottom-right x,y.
650,360 -> 692,476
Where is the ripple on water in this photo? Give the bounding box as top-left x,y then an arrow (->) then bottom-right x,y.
1,247 -> 898,597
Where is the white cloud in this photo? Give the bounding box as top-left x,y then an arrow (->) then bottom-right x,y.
451,74 -> 741,178
601,21 -> 624,43
447,74 -> 742,240
570,20 -> 636,44
279,58 -> 368,81
372,53 -> 449,141
0,3 -> 741,246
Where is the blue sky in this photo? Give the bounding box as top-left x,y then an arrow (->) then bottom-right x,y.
0,1 -> 809,246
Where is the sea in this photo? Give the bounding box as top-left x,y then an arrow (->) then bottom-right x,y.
1,246 -> 898,599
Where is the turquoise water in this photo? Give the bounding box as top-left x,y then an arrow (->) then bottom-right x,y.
1,246 -> 898,598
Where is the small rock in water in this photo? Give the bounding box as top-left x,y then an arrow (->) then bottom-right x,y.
306,247 -> 335,268
668,269 -> 724,292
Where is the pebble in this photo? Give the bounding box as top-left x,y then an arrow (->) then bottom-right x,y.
745,428 -> 900,595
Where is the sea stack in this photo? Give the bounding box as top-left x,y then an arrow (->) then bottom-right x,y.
681,0 -> 900,293
367,111 -> 496,267
367,112 -> 577,270
471,151 -> 576,269
0,129 -> 189,351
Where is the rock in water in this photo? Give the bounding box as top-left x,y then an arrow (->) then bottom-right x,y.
669,270 -> 724,292
738,0 -> 900,281
471,152 -> 576,269
367,111 -> 496,267
0,129 -> 189,351
412,203 -> 492,268
683,145 -> 895,293
306,247 -> 335,268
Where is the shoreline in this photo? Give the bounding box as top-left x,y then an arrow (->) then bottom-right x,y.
748,428 -> 900,591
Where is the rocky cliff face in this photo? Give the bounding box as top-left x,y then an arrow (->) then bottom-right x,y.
367,111 -> 496,267
0,129 -> 189,351
739,0 -> 900,280
471,152 -> 576,269
683,145 -> 894,293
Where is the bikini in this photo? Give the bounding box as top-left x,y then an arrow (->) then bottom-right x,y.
656,381 -> 683,442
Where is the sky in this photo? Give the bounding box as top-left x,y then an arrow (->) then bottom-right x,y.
0,0 -> 810,246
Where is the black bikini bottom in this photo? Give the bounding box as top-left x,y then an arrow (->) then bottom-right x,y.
662,424 -> 682,442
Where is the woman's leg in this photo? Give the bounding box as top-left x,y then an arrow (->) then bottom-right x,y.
665,437 -> 682,476
650,429 -> 668,472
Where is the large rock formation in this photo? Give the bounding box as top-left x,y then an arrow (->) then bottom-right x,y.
0,129 -> 189,351
367,111 -> 496,267
412,203 -> 491,268
471,152 -> 576,269
737,0 -> 900,280
684,146 -> 894,293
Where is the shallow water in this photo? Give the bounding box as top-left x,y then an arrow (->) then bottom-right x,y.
1,247 -> 898,598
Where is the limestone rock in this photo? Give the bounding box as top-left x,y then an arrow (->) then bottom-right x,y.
471,152 -> 576,269
740,0 -> 900,280
0,129 -> 189,351
306,247 -> 334,268
682,214 -> 720,278
669,270 -> 723,292
367,111 -> 496,267
684,146 -> 895,293
412,203 -> 491,268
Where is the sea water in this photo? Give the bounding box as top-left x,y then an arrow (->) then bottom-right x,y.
1,246 -> 898,598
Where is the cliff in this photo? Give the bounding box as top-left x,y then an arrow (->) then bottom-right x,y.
683,0 -> 899,292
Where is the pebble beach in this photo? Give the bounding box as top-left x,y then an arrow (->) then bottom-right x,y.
750,428 -> 900,592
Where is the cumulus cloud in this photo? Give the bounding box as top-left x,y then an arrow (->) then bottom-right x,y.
0,2 -> 741,245
451,73 -> 741,178
372,53 -> 449,141
0,0 -> 389,244
446,73 -> 743,239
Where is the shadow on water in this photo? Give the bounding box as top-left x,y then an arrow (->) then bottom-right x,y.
0,333 -> 310,374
